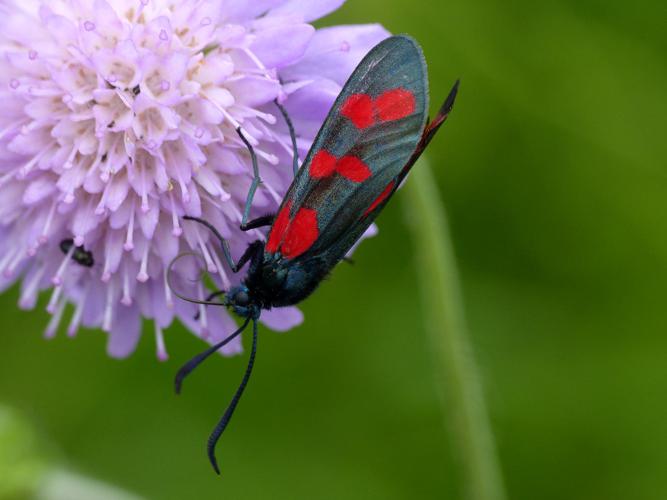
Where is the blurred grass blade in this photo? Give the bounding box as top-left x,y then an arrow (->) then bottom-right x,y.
36,470 -> 146,500
404,158 -> 506,500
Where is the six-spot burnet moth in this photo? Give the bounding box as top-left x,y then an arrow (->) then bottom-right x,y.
167,35 -> 459,474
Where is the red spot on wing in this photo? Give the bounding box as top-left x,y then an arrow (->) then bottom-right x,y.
281,208 -> 319,259
341,94 -> 375,129
375,88 -> 416,122
309,150 -> 337,178
266,201 -> 292,253
363,180 -> 396,217
336,156 -> 372,183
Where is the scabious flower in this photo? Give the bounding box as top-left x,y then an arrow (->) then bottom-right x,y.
0,0 -> 387,359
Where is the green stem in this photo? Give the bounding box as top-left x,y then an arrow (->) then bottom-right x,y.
404,158 -> 506,500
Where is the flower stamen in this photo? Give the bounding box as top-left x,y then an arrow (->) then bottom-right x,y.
44,298 -> 66,338
52,245 -> 75,286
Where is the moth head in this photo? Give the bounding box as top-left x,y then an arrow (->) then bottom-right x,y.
225,285 -> 259,319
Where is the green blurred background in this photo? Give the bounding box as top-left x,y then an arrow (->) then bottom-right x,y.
1,0 -> 665,498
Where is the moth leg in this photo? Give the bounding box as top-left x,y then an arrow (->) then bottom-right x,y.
274,99 -> 299,177
235,240 -> 263,270
240,214 -> 275,232
183,216 -> 258,273
191,241 -> 263,320
237,127 -> 262,228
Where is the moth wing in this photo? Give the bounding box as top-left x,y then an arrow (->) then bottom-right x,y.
266,35 -> 428,262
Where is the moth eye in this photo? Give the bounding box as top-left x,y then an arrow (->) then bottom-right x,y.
235,291 -> 249,305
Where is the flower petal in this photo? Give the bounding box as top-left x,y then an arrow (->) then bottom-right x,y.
221,0 -> 287,23
282,24 -> 390,85
250,23 -> 315,69
225,76 -> 281,107
0,0 -> 388,360
282,77 -> 341,137
107,305 -> 141,359
23,176 -> 56,205
270,0 -> 346,22
208,308 -> 245,356
260,306 -> 304,332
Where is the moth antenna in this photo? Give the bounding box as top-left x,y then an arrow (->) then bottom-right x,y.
174,317 -> 251,395
194,289 -> 227,320
208,319 -> 258,475
166,252 -> 228,307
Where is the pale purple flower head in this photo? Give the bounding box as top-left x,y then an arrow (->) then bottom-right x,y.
0,0 -> 387,359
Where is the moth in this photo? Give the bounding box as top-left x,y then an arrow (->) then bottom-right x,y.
169,35 -> 459,474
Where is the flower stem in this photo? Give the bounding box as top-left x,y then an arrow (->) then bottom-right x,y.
404,158 -> 506,500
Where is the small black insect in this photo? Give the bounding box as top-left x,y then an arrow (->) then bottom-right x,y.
59,239 -> 94,268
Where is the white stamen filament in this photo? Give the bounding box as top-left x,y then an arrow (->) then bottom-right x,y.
18,147 -> 51,178
63,144 -> 78,170
0,171 -> 15,188
163,268 -> 174,309
242,47 -> 269,73
102,243 -> 112,282
25,87 -> 63,97
67,282 -> 89,337
0,118 -> 27,140
44,298 -> 66,339
0,246 -> 19,276
198,283 -> 209,339
238,105 -> 277,125
39,201 -> 58,244
122,265 -> 132,305
19,265 -> 45,309
168,190 -> 182,236
137,243 -> 150,282
262,178 -> 284,206
102,279 -> 115,332
4,247 -> 27,278
209,244 -> 231,289
140,165 -> 149,212
233,135 -> 278,165
46,283 -> 63,314
52,245 -> 75,285
155,323 -> 168,361
124,198 -> 136,251
195,228 -> 217,273
96,182 -> 112,214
